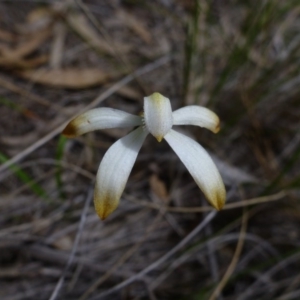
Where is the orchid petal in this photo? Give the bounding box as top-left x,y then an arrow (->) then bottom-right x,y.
94,127 -> 148,220
173,106 -> 220,133
164,129 -> 226,210
62,108 -> 142,138
144,93 -> 173,142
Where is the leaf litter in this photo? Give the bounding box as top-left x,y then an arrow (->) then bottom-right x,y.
0,1 -> 299,300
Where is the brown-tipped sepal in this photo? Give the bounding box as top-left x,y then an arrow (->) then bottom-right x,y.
94,192 -> 120,220
62,108 -> 143,138
62,119 -> 81,138
94,127 -> 148,220
164,129 -> 226,211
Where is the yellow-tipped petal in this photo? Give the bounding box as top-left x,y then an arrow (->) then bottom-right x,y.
62,108 -> 142,138
94,127 -> 148,220
94,193 -> 120,220
144,93 -> 173,141
62,119 -> 81,138
165,129 -> 226,210
172,106 -> 221,134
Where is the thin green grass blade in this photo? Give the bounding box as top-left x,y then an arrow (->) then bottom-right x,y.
182,0 -> 200,104
208,0 -> 278,105
55,135 -> 67,199
0,152 -> 48,199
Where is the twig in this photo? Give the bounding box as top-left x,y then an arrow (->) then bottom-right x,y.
126,191 -> 287,213
90,210 -> 217,300
208,208 -> 248,300
48,188 -> 93,300
205,221 -> 222,299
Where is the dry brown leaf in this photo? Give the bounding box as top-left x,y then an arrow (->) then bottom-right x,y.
18,68 -> 115,89
0,29 -> 16,42
66,13 -> 131,55
1,29 -> 51,60
149,174 -> 169,201
117,10 -> 152,44
0,55 -> 48,69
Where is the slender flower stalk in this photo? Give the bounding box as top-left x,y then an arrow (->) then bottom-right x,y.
63,93 -> 226,220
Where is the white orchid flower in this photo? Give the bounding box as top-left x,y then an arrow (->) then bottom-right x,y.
63,93 -> 226,220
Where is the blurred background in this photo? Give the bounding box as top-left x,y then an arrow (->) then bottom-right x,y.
0,0 -> 300,299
